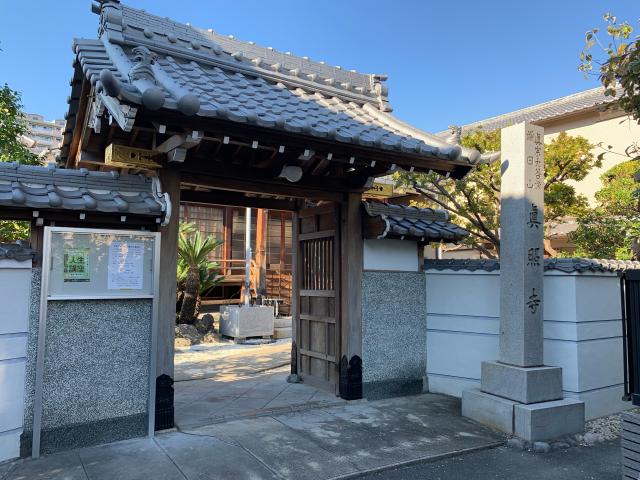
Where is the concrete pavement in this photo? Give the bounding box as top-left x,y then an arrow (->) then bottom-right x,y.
356,440 -> 622,480
2,394 -> 504,480
175,367 -> 346,428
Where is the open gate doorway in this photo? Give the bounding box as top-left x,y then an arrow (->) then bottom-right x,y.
172,183 -> 352,428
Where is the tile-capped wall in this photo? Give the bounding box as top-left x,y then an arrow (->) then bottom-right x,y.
425,268 -> 629,420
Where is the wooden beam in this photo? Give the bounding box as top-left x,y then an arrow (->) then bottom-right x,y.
180,189 -> 297,211
157,168 -> 181,382
67,79 -> 92,168
180,172 -> 343,202
340,192 -> 363,363
135,109 -> 469,176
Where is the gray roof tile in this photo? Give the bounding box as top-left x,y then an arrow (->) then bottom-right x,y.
424,258 -> 640,273
64,1 -> 495,168
0,242 -> 37,262
437,87 -> 621,136
0,163 -> 166,218
363,201 -> 469,242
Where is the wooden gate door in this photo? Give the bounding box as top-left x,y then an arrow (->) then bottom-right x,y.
294,203 -> 340,393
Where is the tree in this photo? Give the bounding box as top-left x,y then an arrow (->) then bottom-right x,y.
0,84 -> 39,242
177,223 -> 223,324
570,160 -> 640,259
0,84 -> 38,165
579,13 -> 640,158
395,130 -> 598,258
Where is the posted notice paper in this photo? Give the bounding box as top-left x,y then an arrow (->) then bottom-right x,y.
108,241 -> 144,290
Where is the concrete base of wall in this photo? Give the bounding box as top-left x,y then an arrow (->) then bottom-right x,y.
363,378 -> 423,400
20,414 -> 147,457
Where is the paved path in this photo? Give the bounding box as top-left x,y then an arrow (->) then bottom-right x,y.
174,339 -> 291,382
357,440 -> 622,480
175,367 -> 346,428
3,394 -> 504,480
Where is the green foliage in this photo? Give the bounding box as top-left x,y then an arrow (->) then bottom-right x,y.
0,84 -> 38,165
177,222 -> 223,323
395,130 -> 597,257
0,84 -> 39,242
0,220 -> 30,243
579,13 -> 640,158
571,160 -> 640,259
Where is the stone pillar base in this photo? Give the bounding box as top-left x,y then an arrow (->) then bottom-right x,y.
462,389 -> 585,442
481,361 -> 562,404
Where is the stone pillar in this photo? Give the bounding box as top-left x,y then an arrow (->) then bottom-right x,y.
499,123 -> 544,368
461,123 -> 584,442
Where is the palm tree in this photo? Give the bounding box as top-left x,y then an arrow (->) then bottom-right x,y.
177,223 -> 223,324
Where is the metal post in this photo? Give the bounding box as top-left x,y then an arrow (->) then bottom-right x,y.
244,207 -> 252,306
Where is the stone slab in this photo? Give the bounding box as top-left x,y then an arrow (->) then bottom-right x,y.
4,450 -> 87,480
220,305 -> 274,338
155,431 -> 280,479
514,398 -> 584,442
78,437 -> 184,480
188,415 -> 359,479
461,388 -> 517,434
481,361 -> 562,404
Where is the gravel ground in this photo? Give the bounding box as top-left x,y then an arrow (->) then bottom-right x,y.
581,408 -> 640,443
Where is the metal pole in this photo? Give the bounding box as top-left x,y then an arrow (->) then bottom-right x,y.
244,207 -> 252,306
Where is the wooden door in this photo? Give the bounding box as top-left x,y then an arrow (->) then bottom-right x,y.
294,203 -> 340,393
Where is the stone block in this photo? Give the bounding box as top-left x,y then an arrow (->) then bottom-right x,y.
514,398 -> 584,442
481,361 -> 562,404
461,388 -> 517,434
219,305 -> 274,338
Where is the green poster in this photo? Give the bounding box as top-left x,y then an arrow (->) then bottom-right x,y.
63,248 -> 90,282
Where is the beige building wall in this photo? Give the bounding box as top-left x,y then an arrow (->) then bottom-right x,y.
542,110 -> 640,207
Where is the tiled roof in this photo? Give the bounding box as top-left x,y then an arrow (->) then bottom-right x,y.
0,242 -> 37,262
424,258 -> 640,273
0,163 -> 168,220
437,87 -> 620,137
363,201 -> 469,242
62,1 -> 497,169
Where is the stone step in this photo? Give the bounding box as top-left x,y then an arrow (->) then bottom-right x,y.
275,317 -> 292,328
275,326 -> 292,339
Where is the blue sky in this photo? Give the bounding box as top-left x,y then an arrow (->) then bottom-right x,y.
0,1 -> 637,132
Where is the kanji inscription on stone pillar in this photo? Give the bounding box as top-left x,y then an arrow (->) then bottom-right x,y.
499,122 -> 545,367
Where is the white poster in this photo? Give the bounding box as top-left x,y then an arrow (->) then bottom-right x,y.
108,241 -> 144,290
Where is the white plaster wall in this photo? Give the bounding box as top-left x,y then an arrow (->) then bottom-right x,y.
425,269 -> 628,420
363,239 -> 418,272
0,259 -> 32,462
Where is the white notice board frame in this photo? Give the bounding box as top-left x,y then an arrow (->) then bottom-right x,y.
46,227 -> 158,300
32,226 -> 161,458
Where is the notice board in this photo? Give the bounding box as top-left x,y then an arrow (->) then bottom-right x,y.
48,228 -> 157,299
